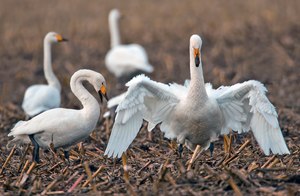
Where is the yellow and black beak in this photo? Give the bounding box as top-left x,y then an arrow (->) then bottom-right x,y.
98,85 -> 108,103
193,48 -> 200,67
56,34 -> 68,42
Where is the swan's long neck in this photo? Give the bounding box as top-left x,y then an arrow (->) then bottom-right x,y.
44,38 -> 61,91
70,73 -> 100,119
109,14 -> 121,48
187,48 -> 208,104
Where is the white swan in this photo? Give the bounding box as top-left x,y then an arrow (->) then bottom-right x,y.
105,9 -> 153,79
107,92 -> 126,109
107,79 -> 190,109
105,34 -> 290,158
8,69 -> 108,162
21,32 -> 68,118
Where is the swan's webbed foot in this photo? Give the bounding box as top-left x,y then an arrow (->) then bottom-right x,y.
29,134 -> 40,163
209,142 -> 214,157
178,144 -> 183,158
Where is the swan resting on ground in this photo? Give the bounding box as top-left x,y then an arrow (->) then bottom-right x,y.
22,32 -> 68,118
105,9 -> 153,80
8,69 -> 108,162
105,34 -> 290,158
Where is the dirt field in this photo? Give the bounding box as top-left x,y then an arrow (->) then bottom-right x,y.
0,0 -> 299,195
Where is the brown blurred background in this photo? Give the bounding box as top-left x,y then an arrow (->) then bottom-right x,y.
0,0 -> 299,114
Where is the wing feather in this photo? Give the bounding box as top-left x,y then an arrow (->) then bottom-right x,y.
212,80 -> 289,155
105,75 -> 181,158
107,92 -> 126,109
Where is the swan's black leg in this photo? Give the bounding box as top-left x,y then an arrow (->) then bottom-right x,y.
209,142 -> 214,157
64,150 -> 70,164
235,133 -> 241,144
178,144 -> 183,158
29,134 -> 40,163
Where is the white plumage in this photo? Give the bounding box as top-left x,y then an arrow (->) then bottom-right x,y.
22,32 -> 67,118
105,34 -> 290,158
105,9 -> 153,78
107,92 -> 126,109
107,79 -> 188,109
8,69 -> 108,162
22,85 -> 60,117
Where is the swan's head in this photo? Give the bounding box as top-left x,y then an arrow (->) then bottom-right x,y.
45,32 -> 68,43
190,34 -> 202,67
109,9 -> 121,20
93,73 -> 109,103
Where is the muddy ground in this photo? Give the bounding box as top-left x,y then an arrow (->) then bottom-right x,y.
0,0 -> 299,195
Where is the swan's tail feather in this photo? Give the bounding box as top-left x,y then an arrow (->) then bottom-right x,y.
6,135 -> 31,149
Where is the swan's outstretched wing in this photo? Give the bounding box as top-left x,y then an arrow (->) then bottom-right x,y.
22,85 -> 60,116
107,92 -> 127,109
210,80 -> 290,155
108,80 -> 189,109
105,75 -> 183,158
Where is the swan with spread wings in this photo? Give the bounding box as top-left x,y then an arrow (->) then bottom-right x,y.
105,34 -> 290,159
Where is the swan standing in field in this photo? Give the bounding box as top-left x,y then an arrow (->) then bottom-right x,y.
105,9 -> 153,81
105,34 -> 290,159
8,69 -> 108,163
22,32 -> 68,118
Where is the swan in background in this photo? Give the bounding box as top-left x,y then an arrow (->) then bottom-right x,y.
105,34 -> 290,159
8,69 -> 108,163
22,32 -> 68,118
105,9 -> 153,81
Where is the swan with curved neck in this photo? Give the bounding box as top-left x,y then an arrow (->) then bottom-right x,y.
22,32 -> 68,118
105,34 -> 290,159
8,69 -> 108,163
109,9 -> 121,48
105,9 -> 153,80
